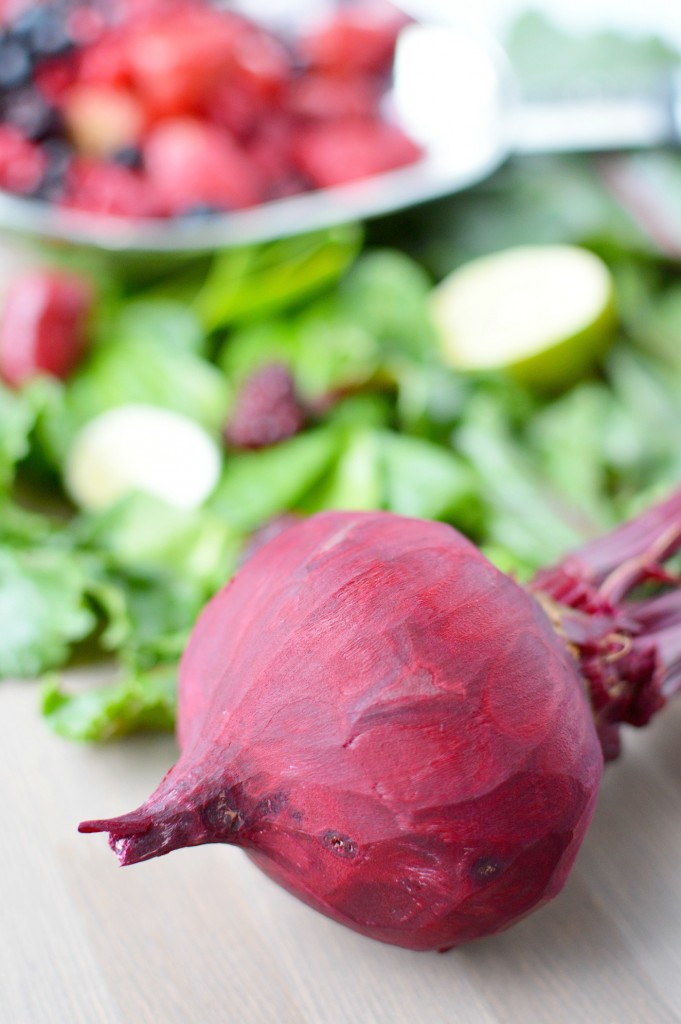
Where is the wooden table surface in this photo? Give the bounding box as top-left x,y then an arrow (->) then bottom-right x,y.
2,676 -> 681,1024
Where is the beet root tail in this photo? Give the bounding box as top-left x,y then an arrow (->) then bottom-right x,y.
79,771 -> 244,865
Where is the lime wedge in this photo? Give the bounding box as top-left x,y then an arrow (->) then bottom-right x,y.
431,245 -> 616,388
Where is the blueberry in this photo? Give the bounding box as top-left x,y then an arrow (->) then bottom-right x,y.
178,202 -> 227,218
12,5 -> 74,58
0,40 -> 32,91
41,137 -> 73,180
110,144 -> 143,170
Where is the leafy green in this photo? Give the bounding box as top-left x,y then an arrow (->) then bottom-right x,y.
382,433 -> 481,527
42,662 -> 177,742
0,384 -> 37,491
219,248 -> 436,403
456,394 -> 590,568
106,299 -> 206,355
76,492 -> 241,592
0,546 -> 97,678
40,333 -> 228,464
307,428 -> 384,512
220,306 -> 379,400
195,226 -> 362,330
210,427 -> 341,531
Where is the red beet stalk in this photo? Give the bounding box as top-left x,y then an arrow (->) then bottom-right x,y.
80,488 -> 681,951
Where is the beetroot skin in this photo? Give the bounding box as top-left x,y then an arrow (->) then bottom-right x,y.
81,493 -> 681,951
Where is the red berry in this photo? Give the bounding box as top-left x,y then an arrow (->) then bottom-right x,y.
245,114 -> 297,190
75,29 -> 132,90
62,157 -> 157,217
228,22 -> 290,102
224,364 -> 306,451
286,72 -> 380,122
299,4 -> 407,76
144,118 -> 262,214
293,119 -> 423,189
204,78 -> 267,140
123,7 -> 246,119
34,56 -> 78,105
66,5 -> 107,46
0,125 -> 45,194
0,270 -> 94,387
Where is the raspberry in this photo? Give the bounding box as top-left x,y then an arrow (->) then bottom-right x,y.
293,118 -> 423,189
62,157 -> 157,217
0,124 -> 45,193
224,364 -> 306,451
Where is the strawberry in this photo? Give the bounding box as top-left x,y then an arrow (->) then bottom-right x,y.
143,118 -> 262,213
293,119 -> 422,189
0,270 -> 94,387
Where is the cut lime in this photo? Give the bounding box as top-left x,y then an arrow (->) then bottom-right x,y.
65,404 -> 222,512
430,245 -> 616,388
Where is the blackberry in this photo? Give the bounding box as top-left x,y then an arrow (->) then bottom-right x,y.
224,364 -> 307,451
3,87 -> 62,140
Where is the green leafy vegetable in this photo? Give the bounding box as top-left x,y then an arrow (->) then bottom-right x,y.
195,226 -> 362,330
210,427 -> 341,531
42,663 -> 177,742
0,384 -> 38,490
0,546 -> 97,678
40,334 -> 228,464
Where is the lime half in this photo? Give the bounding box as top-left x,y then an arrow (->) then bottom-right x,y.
431,245 -> 616,388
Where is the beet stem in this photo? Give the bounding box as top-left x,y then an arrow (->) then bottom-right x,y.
532,487 -> 681,759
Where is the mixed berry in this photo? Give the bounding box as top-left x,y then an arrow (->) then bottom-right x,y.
0,0 -> 423,220
223,363 -> 307,451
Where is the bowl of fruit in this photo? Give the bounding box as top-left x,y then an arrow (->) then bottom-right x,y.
0,0 -> 511,253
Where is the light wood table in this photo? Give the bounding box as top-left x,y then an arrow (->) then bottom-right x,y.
2,676 -> 680,1024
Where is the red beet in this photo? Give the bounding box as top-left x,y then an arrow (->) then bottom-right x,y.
80,490 -> 681,951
